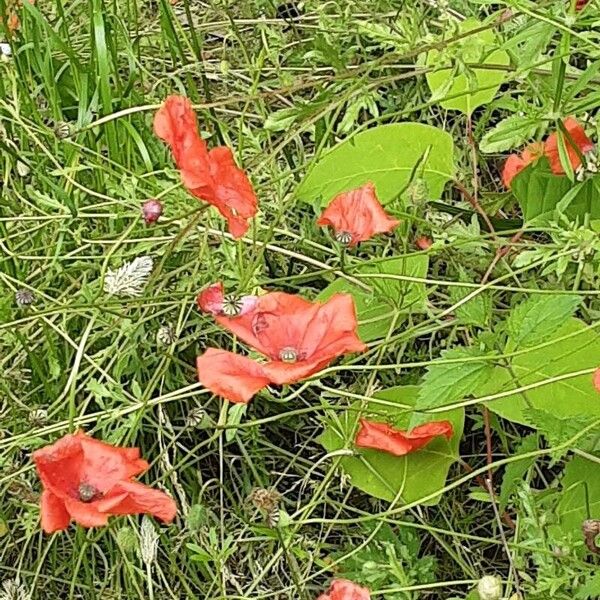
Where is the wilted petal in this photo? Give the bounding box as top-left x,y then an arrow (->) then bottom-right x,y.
196,348 -> 271,403
317,183 -> 399,245
545,117 -> 594,175
97,481 -> 177,523
355,419 -> 453,457
40,490 -> 71,533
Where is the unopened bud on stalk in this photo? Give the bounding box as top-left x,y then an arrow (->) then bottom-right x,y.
477,575 -> 502,600
142,199 -> 163,225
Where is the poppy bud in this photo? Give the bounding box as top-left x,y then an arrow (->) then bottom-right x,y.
142,198 -> 163,224
407,178 -> 428,204
187,504 -> 208,531
116,526 -> 138,555
415,236 -> 433,250
477,575 -> 502,600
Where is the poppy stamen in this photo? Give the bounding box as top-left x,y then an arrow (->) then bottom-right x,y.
335,231 -> 353,245
78,482 -> 99,503
279,347 -> 298,363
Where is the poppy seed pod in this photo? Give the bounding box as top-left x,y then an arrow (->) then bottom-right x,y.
477,575 -> 502,600
142,198 -> 163,224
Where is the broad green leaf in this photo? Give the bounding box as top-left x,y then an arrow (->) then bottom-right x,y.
425,18 -> 510,115
417,346 -> 494,410
505,294 -> 581,350
482,319 -> 600,426
511,158 -> 600,221
317,255 -> 429,342
449,285 -> 491,328
499,434 -> 538,511
319,385 -> 464,503
297,123 -> 455,208
524,408 -> 589,448
479,115 -> 540,154
556,456 -> 600,537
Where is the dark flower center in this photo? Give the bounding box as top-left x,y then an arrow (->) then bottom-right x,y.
279,347 -> 298,363
335,231 -> 353,245
78,482 -> 99,503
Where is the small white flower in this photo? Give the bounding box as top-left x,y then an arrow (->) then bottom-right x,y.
0,579 -> 31,600
0,43 -> 11,58
139,516 -> 159,567
104,256 -> 153,297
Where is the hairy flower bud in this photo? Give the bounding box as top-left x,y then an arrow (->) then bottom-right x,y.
142,199 -> 163,225
477,575 -> 502,600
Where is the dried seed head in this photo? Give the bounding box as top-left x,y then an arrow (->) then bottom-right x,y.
53,121 -> 71,139
477,575 -> 502,600
156,324 -> 176,346
335,231 -> 353,245
184,407 -> 206,429
139,516 -> 159,566
28,408 -> 48,426
142,199 -> 163,225
248,488 -> 281,513
15,289 -> 35,307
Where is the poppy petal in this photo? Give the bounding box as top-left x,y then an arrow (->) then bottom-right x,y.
63,497 -> 110,528
545,117 -> 594,174
262,357 -> 330,385
77,432 -> 149,494
197,282 -> 225,315
207,147 -> 258,238
355,418 -> 453,457
317,579 -> 371,600
96,481 -> 177,523
317,183 -> 399,245
40,490 -> 71,533
154,96 -> 257,238
593,368 -> 600,393
196,348 -> 271,403
33,434 -> 84,500
501,154 -> 527,189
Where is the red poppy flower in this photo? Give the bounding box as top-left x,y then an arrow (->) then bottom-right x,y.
196,348 -> 271,404
317,579 -> 371,600
317,183 -> 400,246
33,432 -> 177,533
593,368 -> 600,393
197,282 -> 258,317
501,142 -> 545,189
576,0 -> 589,10
154,95 -> 258,238
214,292 -> 367,385
544,117 -> 594,175
355,418 -> 453,457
